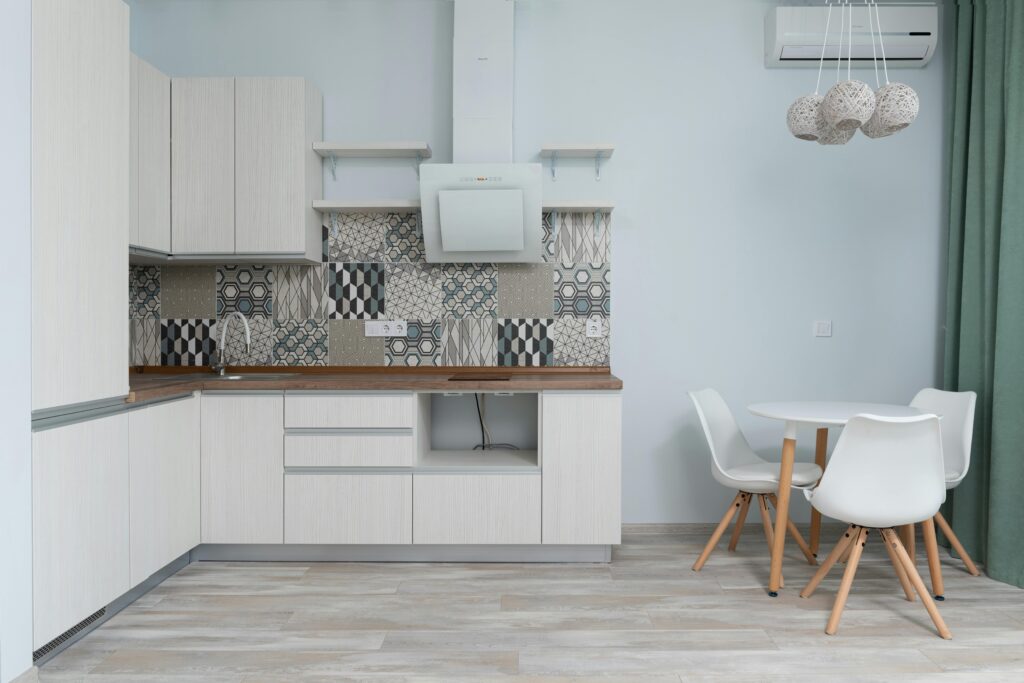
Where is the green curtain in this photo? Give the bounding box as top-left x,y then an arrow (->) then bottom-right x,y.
943,0 -> 1024,588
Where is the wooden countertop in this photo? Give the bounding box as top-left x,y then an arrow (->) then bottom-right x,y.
127,369 -> 623,404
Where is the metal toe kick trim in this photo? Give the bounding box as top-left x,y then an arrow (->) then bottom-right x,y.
192,544 -> 612,563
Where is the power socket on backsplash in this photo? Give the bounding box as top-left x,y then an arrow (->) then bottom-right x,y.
364,320 -> 408,337
586,318 -> 604,338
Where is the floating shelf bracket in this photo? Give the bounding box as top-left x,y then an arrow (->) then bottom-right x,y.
550,151 -> 559,180
595,153 -> 603,181
540,145 -> 615,182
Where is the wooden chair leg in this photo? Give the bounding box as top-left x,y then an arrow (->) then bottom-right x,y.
882,528 -> 952,640
810,428 -> 828,556
825,527 -> 870,635
801,525 -> 856,598
883,530 -> 916,602
768,493 -> 817,565
757,495 -> 783,588
900,524 -> 917,565
921,517 -> 945,599
692,492 -> 744,571
839,537 -> 854,564
934,511 -> 981,576
728,493 -> 752,551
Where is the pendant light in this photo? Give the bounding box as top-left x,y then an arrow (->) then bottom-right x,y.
817,1 -> 854,145
785,1 -> 834,141
862,0 -> 920,137
821,1 -> 875,131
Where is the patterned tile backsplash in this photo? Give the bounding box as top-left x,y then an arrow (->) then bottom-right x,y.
127,211 -> 611,367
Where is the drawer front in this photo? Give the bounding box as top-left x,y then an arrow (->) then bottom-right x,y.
284,474 -> 412,544
284,432 -> 414,468
413,474 -> 541,545
285,393 -> 414,429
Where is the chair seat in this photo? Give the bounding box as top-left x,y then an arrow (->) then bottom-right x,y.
718,462 -> 823,494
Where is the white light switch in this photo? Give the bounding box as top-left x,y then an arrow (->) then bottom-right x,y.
813,320 -> 833,338
586,318 -> 604,338
365,320 -> 408,337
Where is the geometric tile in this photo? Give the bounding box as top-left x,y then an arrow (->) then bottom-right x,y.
129,265 -> 160,319
129,319 -> 159,366
497,318 -> 554,367
274,264 -> 327,321
441,264 -> 497,318
216,265 -> 273,318
385,263 -> 443,320
322,223 -> 329,263
328,320 -> 384,366
554,262 -> 610,318
328,263 -> 385,320
327,213 -> 387,263
386,320 -> 441,367
497,263 -> 555,318
541,212 -> 557,263
383,213 -> 425,262
550,211 -> 611,264
160,319 -> 216,367
211,316 -> 274,366
440,318 -> 498,367
554,316 -> 610,367
160,266 -> 216,318
273,319 -> 328,366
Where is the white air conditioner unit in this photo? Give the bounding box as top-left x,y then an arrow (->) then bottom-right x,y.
765,3 -> 938,68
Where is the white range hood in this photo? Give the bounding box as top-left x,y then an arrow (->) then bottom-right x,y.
420,0 -> 543,263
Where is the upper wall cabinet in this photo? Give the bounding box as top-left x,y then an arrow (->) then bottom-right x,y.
235,78 -> 323,260
171,77 -> 323,262
130,54 -> 171,256
32,0 -> 129,411
171,77 -> 235,255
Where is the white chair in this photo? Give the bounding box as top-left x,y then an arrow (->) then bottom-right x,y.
800,414 -> 951,639
908,388 -> 981,600
689,389 -> 821,573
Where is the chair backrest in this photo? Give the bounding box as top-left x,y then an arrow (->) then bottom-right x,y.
910,388 -> 977,484
812,414 -> 946,527
689,389 -> 763,482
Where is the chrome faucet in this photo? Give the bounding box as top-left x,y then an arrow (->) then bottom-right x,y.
211,311 -> 252,376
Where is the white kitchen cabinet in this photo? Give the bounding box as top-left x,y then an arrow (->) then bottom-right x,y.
285,474 -> 412,544
284,432 -> 414,468
32,413 -> 129,649
284,392 -> 415,429
413,473 -> 541,544
541,392 -> 622,545
128,395 -> 200,586
235,77 -> 323,259
31,0 -> 129,412
171,77 -> 235,254
201,394 -> 284,543
130,54 -> 171,255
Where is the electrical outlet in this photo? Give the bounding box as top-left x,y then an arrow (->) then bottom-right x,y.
364,320 -> 408,337
586,318 -> 604,338
813,320 -> 833,338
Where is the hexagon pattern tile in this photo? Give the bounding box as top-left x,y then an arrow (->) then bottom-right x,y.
386,320 -> 441,366
554,262 -> 610,318
217,265 -> 274,318
130,266 -> 160,319
441,264 -> 497,318
273,319 -> 328,366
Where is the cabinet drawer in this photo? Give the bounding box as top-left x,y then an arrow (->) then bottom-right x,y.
285,393 -> 415,429
413,474 -> 541,545
285,474 -> 411,544
284,432 -> 414,468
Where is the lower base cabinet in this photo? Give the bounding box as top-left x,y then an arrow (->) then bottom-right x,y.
32,413 -> 130,649
413,474 -> 541,544
284,474 -> 412,544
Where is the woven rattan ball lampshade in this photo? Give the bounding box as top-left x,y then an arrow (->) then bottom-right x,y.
822,80 -> 877,131
860,111 -> 894,139
873,82 -> 920,133
787,94 -> 825,141
815,108 -> 855,145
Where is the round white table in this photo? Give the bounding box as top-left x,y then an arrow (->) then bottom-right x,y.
747,401 -> 924,596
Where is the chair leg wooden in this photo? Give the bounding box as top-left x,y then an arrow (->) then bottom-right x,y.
728,493 -> 752,551
692,492 -> 744,571
810,427 -> 828,556
825,527 -> 870,635
768,493 -> 817,565
900,524 -> 917,564
883,528 -> 952,640
757,495 -> 782,588
883,530 -> 916,602
934,511 -> 981,576
921,517 -> 945,599
801,525 -> 856,598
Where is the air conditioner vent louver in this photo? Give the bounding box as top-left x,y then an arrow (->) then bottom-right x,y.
33,607 -> 106,662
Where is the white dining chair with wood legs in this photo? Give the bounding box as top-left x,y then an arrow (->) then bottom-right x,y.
908,388 -> 981,600
800,414 -> 951,639
689,389 -> 821,574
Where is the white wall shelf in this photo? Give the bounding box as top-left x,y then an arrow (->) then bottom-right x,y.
542,200 -> 614,214
314,142 -> 432,180
313,199 -> 421,214
540,145 -> 615,180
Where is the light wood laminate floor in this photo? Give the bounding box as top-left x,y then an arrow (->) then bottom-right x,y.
36,524 -> 1024,682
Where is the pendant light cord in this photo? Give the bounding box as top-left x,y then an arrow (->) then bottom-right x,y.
867,0 -> 880,88
847,1 -> 853,81
814,1 -> 834,95
835,0 -> 845,83
873,1 -> 890,84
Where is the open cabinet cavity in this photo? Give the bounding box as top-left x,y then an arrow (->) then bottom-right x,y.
416,392 -> 540,471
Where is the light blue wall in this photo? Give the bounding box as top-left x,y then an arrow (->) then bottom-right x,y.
130,0 -> 951,523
